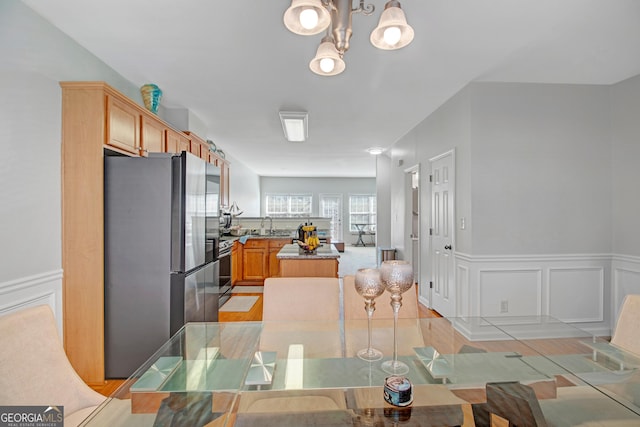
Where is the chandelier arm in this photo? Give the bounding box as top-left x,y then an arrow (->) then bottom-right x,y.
353,0 -> 375,15
322,0 -> 336,12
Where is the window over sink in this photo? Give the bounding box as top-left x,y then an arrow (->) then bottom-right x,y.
265,193 -> 312,217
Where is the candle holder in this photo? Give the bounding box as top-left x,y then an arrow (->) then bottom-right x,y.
354,268 -> 386,361
379,260 -> 414,375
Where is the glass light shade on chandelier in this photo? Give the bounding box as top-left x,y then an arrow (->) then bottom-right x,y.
370,1 -> 414,50
379,260 -> 414,375
283,0 -> 331,35
309,36 -> 346,76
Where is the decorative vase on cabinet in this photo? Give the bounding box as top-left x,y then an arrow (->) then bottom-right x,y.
140,83 -> 162,114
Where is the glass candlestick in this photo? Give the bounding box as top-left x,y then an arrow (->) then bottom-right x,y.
379,260 -> 414,375
354,268 -> 386,361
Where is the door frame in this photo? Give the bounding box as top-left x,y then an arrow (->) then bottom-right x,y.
427,149 -> 456,316
319,193 -> 343,242
404,164 -> 421,290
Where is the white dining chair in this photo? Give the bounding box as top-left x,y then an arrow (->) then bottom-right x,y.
0,305 -> 106,427
611,294 -> 640,357
262,277 -> 340,321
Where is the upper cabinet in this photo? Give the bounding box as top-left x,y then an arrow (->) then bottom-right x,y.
165,128 -> 190,154
220,159 -> 230,208
141,115 -> 166,155
106,94 -> 141,155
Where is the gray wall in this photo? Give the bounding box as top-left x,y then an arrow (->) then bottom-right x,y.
388,81 -> 620,260
0,1 -> 138,285
226,152 -> 261,217
469,82 -> 612,255
611,74 -> 640,257
0,2 -> 261,319
260,176 -> 376,245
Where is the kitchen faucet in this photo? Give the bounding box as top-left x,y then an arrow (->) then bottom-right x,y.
260,216 -> 274,235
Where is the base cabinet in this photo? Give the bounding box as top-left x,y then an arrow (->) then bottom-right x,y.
231,241 -> 242,285
235,238 -> 292,284
242,248 -> 267,281
268,239 -> 290,277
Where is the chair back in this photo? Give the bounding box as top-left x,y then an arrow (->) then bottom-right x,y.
611,294 -> 640,356
484,382 -> 549,427
263,277 -> 340,321
343,275 -> 419,319
0,305 -> 105,416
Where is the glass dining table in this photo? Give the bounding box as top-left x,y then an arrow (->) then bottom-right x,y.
79,317 -> 640,426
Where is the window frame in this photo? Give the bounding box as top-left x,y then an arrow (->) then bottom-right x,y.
265,193 -> 313,217
348,194 -> 377,233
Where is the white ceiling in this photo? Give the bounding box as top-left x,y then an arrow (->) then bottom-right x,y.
22,0 -> 640,177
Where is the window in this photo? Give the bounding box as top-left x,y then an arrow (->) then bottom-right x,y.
265,194 -> 312,217
349,194 -> 376,232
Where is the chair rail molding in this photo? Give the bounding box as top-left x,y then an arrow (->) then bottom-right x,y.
0,269 -> 63,335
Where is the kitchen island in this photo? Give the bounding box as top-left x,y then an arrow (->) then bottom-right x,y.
276,243 -> 340,278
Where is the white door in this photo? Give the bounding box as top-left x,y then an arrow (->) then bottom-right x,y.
429,150 -> 455,317
320,194 -> 343,242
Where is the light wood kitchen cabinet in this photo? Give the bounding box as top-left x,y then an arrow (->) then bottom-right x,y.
106,94 -> 140,155
189,139 -> 201,157
242,239 -> 268,281
268,239 -> 290,277
60,81 -> 230,385
232,240 -> 243,284
185,132 -> 210,162
141,115 -> 166,155
165,128 -> 190,154
220,159 -> 230,208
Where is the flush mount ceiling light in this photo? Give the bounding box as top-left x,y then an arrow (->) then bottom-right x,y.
279,111 -> 309,142
284,0 -> 414,76
366,147 -> 384,155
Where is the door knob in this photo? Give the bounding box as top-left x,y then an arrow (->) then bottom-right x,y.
444,245 -> 452,250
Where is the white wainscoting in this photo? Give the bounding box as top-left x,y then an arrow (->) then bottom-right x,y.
455,253 -> 612,338
611,254 -> 640,328
0,269 -> 63,336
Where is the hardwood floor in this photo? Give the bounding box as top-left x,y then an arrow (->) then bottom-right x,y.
218,292 -> 264,322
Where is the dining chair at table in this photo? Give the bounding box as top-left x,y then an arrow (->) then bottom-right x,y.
0,305 -> 106,427
473,381 -> 640,427
262,277 -> 340,321
261,277 -> 342,359
610,294 -> 640,357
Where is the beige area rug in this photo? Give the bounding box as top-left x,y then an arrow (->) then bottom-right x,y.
232,286 -> 264,294
220,296 -> 259,312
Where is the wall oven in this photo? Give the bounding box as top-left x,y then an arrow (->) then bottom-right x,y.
218,239 -> 233,306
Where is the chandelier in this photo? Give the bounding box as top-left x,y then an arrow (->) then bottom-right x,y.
283,0 -> 414,76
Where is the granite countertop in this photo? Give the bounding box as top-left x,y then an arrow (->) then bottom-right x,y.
276,243 -> 340,260
221,234 -> 293,242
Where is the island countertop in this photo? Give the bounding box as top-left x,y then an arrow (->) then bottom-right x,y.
276,243 -> 340,260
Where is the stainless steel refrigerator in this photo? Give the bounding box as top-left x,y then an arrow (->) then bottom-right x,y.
104,152 -> 222,378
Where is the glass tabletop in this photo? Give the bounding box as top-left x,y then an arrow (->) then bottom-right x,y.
80,317 -> 640,426
482,315 -> 640,417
